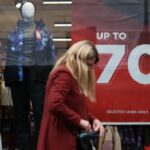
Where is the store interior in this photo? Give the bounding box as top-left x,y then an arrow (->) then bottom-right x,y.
0,0 -> 71,149
0,0 -> 71,59
0,0 -> 150,150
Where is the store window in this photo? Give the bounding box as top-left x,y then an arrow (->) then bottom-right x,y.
0,1 -> 71,149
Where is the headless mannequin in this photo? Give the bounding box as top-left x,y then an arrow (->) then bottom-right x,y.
4,2 -> 56,150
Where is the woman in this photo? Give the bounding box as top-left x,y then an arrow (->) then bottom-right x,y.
37,40 -> 105,150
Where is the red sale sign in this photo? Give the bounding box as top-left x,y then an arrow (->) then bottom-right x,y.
72,0 -> 150,123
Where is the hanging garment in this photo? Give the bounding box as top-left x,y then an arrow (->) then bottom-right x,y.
114,126 -> 122,150
144,126 -> 150,147
98,133 -> 105,150
102,126 -> 113,150
0,79 -> 13,106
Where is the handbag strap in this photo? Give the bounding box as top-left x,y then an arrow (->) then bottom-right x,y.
89,139 -> 97,150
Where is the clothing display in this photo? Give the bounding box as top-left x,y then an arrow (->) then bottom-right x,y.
113,126 -> 122,150
144,126 -> 150,147
0,77 -> 13,106
3,15 -> 56,150
118,125 -> 144,150
0,105 -> 16,149
4,19 -> 56,85
102,126 -> 113,150
98,125 -> 150,150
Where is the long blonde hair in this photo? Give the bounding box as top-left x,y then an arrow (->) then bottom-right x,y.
52,40 -> 99,102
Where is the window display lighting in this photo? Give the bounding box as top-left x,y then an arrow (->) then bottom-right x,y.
53,38 -> 72,41
15,0 -> 21,8
54,23 -> 72,27
43,0 -> 72,5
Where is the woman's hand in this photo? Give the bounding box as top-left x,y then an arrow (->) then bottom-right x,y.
79,119 -> 92,132
92,119 -> 105,136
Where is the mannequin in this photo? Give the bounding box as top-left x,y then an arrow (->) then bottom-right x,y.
21,1 -> 35,21
4,2 -> 56,150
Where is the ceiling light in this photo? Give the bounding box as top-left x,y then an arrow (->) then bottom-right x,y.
54,23 -> 72,27
53,38 -> 72,41
43,0 -> 72,5
16,2 -> 21,8
15,0 -> 22,8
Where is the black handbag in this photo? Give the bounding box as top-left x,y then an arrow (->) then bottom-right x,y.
76,131 -> 100,150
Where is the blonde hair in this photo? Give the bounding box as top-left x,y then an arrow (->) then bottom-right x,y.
52,40 -> 99,102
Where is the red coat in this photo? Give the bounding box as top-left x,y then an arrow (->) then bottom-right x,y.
37,65 -> 94,150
